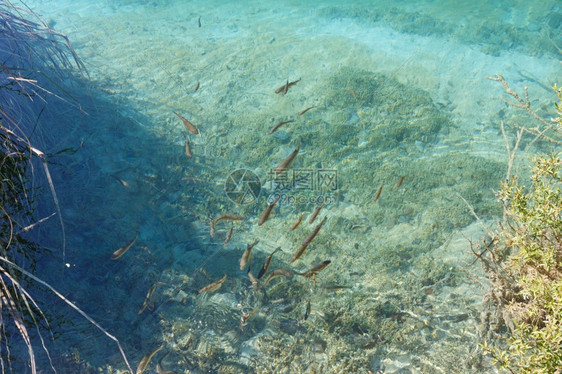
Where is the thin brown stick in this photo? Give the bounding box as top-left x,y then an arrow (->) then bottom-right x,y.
509,122 -> 562,145
488,73 -> 562,144
487,75 -> 551,127
500,121 -> 523,182
457,193 -> 489,234
15,212 -> 55,234
0,267 -> 56,373
0,276 -> 35,374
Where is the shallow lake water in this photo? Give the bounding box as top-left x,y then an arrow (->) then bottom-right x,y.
3,0 -> 561,372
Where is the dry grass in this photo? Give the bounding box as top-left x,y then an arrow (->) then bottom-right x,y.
1,1 -> 132,372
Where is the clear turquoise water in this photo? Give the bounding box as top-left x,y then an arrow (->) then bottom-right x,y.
2,0 -> 561,372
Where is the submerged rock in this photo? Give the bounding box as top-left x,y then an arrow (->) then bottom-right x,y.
279,319 -> 306,335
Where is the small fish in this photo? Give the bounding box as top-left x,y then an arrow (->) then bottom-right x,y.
289,217 -> 327,263
224,226 -> 233,245
240,240 -> 259,270
263,269 -> 293,286
214,213 -> 244,226
275,78 -> 301,94
247,268 -> 259,291
185,136 -> 192,158
110,232 -> 139,260
138,282 -> 166,314
373,183 -> 383,203
275,142 -> 300,175
304,300 -> 311,321
269,119 -> 295,135
240,308 -> 258,331
174,112 -> 199,135
258,195 -> 280,226
290,214 -> 303,231
198,274 -> 227,294
136,345 -> 163,374
156,351 -> 177,374
111,174 -> 130,188
308,203 -> 325,224
275,80 -> 287,94
346,88 -> 357,98
297,106 -> 314,116
295,260 -> 331,278
396,175 -> 405,188
197,16 -> 201,28
194,81 -> 200,92
257,247 -> 281,279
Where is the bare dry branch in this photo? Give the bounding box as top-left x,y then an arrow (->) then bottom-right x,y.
0,256 -> 133,373
15,212 -> 56,234
0,275 -> 35,374
501,120 -> 523,182
487,74 -> 560,142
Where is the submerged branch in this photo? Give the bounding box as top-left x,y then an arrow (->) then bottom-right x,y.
487,74 -> 561,145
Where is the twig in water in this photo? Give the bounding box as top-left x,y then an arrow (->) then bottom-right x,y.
0,256 -> 133,373
500,120 -> 523,183
487,74 -> 561,145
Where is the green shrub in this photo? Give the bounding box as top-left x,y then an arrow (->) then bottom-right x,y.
482,82 -> 561,373
491,154 -> 561,373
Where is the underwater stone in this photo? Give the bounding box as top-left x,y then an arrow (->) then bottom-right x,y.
279,319 -> 306,335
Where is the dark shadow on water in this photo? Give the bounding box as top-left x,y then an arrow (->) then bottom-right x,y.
11,71 -> 215,371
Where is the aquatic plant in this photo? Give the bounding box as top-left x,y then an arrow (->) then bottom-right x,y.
0,1 -> 132,372
475,77 -> 561,373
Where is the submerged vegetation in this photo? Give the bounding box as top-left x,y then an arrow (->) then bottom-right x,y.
0,2 -> 132,372
478,80 -> 561,372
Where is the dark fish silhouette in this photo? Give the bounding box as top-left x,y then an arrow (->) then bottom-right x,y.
297,106 -> 314,116
136,346 -> 163,374
290,214 -> 303,231
257,247 -> 281,279
308,203 -> 325,224
174,112 -> 199,135
295,260 -> 331,278
275,142 -> 300,175
110,232 -> 139,260
258,195 -> 280,226
275,78 -> 301,94
289,217 -> 327,263
373,184 -> 383,203
269,120 -> 295,135
198,274 -> 227,294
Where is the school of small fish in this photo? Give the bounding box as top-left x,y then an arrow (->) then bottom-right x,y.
106,24 -> 411,369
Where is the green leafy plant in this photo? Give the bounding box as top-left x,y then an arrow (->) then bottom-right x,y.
492,154 -> 561,373
476,77 -> 561,373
